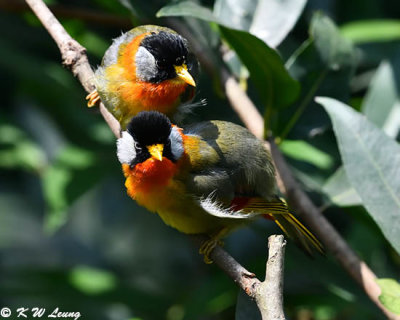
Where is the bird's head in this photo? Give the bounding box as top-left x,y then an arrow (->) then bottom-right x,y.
133,30 -> 197,87
117,111 -> 184,168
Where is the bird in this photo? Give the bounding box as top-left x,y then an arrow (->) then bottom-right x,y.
116,111 -> 323,263
87,25 -> 199,129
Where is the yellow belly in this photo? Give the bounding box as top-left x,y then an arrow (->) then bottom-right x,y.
134,180 -> 227,235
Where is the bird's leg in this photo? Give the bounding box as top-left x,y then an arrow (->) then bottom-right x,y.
199,228 -> 229,264
86,89 -> 100,107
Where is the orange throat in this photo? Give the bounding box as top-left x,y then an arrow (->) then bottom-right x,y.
127,81 -> 187,111
122,158 -> 177,201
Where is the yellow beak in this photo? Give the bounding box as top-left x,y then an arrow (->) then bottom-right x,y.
174,64 -> 196,87
147,144 -> 164,161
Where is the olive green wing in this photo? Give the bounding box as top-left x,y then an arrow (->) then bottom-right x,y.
184,120 -> 277,200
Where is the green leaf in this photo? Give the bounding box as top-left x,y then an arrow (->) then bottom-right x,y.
377,278 -> 400,314
69,266 -> 117,295
280,140 -> 334,170
310,12 -> 356,70
278,12 -> 357,139
317,97 -> 400,254
362,60 -> 400,138
157,1 -> 300,112
42,165 -> 72,231
214,0 -> 306,48
248,0 -> 306,48
42,145 -> 102,232
323,167 -> 361,206
214,0 -> 256,31
340,20 -> 400,44
156,1 -> 218,22
219,26 -> 300,110
0,124 -> 47,172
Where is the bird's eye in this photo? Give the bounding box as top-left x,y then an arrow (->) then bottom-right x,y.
157,58 -> 168,69
175,57 -> 184,65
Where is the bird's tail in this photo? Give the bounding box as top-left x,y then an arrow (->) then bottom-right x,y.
242,197 -> 324,255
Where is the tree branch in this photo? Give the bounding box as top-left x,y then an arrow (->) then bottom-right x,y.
206,235 -> 287,320
256,235 -> 286,320
25,0 -> 121,138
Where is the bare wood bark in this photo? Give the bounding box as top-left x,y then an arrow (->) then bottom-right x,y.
23,2 -> 286,319
256,235 -> 286,320
207,235 -> 287,320
221,69 -> 264,140
25,0 -> 121,138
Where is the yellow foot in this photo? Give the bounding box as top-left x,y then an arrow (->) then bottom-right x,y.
199,228 -> 229,264
199,238 -> 224,264
86,89 -> 100,107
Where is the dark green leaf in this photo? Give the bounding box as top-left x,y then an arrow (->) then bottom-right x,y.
317,97 -> 400,254
220,26 -> 300,110
157,1 -> 300,112
278,12 -> 357,139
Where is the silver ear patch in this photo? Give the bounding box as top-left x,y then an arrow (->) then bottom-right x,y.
135,46 -> 157,82
169,126 -> 184,160
117,131 -> 137,164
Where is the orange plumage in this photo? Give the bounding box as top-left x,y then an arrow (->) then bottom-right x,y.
117,112 -> 324,261
88,25 -> 198,128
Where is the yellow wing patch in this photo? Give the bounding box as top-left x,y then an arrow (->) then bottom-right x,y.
242,197 -> 324,255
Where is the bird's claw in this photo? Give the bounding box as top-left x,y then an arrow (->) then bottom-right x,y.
199,238 -> 224,264
86,89 -> 100,107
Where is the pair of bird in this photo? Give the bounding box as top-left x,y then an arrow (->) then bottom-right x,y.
88,25 -> 323,262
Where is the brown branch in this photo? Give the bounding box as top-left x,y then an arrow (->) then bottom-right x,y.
204,235 -> 287,320
24,1 -> 284,316
24,0 -> 121,138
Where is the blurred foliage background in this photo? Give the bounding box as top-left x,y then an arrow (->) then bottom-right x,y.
1,0 -> 400,319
